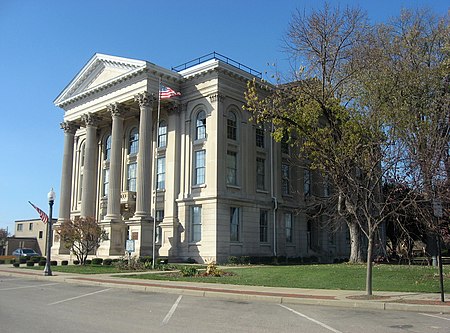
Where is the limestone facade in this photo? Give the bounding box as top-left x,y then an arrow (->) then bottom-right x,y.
53,53 -> 350,263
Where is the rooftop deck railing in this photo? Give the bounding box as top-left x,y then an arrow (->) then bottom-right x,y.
172,52 -> 262,79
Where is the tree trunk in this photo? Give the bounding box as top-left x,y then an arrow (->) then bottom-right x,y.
348,221 -> 364,263
366,232 -> 374,296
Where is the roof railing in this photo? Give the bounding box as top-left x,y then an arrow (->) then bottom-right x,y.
172,51 -> 262,79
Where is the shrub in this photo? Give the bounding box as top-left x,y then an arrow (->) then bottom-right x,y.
13,262 -> 20,267
92,258 -> 103,265
103,258 -> 113,266
61,260 -> 69,266
0,259 -> 5,264
180,265 -> 198,277
73,260 -> 80,265
139,256 -> 153,264
19,257 -> 27,264
50,260 -> 57,266
186,257 -> 197,264
31,256 -> 42,263
85,259 -> 92,265
26,261 -> 35,267
39,260 -> 46,266
157,258 -> 168,265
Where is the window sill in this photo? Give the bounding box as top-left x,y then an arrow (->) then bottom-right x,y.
256,189 -> 269,194
192,184 -> 207,189
226,184 -> 241,190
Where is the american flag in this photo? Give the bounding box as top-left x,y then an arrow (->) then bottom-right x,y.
28,201 -> 49,224
159,85 -> 181,99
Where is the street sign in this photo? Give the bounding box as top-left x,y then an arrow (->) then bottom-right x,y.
126,239 -> 135,253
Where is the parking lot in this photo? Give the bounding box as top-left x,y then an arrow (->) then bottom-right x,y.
1,275 -> 450,333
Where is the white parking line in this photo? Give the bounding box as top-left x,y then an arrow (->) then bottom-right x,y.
48,288 -> 111,305
162,295 -> 183,325
420,313 -> 450,321
0,283 -> 60,291
279,304 -> 343,333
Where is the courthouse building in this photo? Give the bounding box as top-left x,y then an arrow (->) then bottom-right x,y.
52,53 -> 350,263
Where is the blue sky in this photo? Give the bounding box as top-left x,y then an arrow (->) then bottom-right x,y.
0,0 -> 448,234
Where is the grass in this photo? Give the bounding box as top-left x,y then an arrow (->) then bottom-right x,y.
13,262 -> 449,293
25,264 -> 126,274
124,264 -> 449,293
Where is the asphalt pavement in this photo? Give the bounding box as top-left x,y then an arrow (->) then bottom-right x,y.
0,265 -> 448,314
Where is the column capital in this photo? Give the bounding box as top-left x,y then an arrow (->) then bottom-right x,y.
107,103 -> 128,118
81,113 -> 99,127
134,92 -> 155,108
209,93 -> 225,104
60,121 -> 78,134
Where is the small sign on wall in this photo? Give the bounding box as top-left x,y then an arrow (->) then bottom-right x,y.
126,239 -> 135,253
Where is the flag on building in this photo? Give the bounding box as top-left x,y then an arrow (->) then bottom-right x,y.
28,201 -> 49,224
159,85 -> 181,99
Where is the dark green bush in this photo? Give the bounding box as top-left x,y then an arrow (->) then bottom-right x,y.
85,259 -> 92,265
73,260 -> 80,265
61,260 -> 69,266
180,265 -> 198,277
31,256 -> 42,263
50,260 -> 57,266
26,261 -> 35,267
0,259 -> 5,264
103,258 -> 113,266
92,258 -> 103,265
39,260 -> 46,266
186,257 -> 197,264
19,257 -> 27,264
139,256 -> 153,264
13,262 -> 20,267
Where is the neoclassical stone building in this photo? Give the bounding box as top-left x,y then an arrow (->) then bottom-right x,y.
52,53 -> 350,263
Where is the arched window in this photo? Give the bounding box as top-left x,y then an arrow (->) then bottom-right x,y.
227,111 -> 237,140
129,128 -> 139,155
158,121 -> 167,148
104,135 -> 111,161
196,111 -> 206,140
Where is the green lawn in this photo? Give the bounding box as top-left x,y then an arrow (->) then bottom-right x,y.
19,263 -> 449,293
125,264 -> 449,293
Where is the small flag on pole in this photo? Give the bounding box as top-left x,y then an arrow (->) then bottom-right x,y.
159,85 -> 181,99
28,201 -> 49,224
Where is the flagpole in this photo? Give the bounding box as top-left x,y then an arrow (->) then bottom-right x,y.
152,77 -> 162,269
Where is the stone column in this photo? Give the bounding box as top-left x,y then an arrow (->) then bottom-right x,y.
133,92 -> 154,220
105,103 -> 126,221
80,113 -> 99,217
58,121 -> 77,223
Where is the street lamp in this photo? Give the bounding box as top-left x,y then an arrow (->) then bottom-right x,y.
44,188 -> 56,276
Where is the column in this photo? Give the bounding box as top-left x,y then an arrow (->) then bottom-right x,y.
80,113 -> 99,217
105,103 -> 125,221
133,92 -> 154,220
58,121 -> 77,223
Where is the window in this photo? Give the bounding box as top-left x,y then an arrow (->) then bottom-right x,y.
323,175 -> 330,197
194,150 -> 206,185
285,213 -> 293,243
256,127 -> 265,148
191,206 -> 202,242
227,112 -> 237,140
304,168 -> 311,196
29,223 -> 33,231
230,207 -> 240,242
17,224 -> 23,232
260,210 -> 268,243
157,156 -> 166,190
103,168 -> 109,197
226,151 -> 237,185
196,111 -> 206,140
127,162 -> 137,191
158,121 -> 167,148
39,231 -> 43,239
104,135 -> 111,161
256,157 -> 265,190
129,127 -> 139,155
281,163 -> 290,195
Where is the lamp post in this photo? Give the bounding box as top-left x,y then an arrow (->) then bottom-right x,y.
44,188 -> 56,276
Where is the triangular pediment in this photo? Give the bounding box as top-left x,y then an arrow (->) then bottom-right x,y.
54,53 -> 147,106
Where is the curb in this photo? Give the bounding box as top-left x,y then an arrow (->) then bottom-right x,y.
1,268 -> 448,313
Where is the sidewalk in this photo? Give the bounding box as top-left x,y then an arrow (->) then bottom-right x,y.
1,265 -> 448,314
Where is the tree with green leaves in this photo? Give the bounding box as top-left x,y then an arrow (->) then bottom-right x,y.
57,216 -> 107,265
